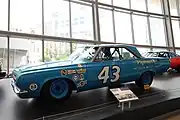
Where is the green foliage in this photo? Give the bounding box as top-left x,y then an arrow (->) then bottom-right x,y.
43,47 -> 69,62
55,55 -> 68,61
44,55 -> 51,62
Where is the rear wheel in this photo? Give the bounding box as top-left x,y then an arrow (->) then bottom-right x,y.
41,79 -> 72,102
135,72 -> 153,90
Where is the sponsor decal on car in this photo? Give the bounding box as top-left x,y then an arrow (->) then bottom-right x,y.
67,70 -> 76,74
77,80 -> 87,88
79,74 -> 84,80
60,70 -> 68,75
76,69 -> 86,74
60,69 -> 86,76
72,74 -> 84,82
72,74 -> 80,81
136,60 -> 156,65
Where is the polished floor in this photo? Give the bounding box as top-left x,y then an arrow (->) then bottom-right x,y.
0,71 -> 180,120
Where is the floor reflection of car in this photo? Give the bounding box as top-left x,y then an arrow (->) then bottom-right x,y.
144,51 -> 180,72
11,44 -> 170,101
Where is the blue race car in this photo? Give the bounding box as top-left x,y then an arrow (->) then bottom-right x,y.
11,44 -> 170,101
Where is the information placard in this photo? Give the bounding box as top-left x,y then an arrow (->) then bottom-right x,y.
110,87 -> 138,103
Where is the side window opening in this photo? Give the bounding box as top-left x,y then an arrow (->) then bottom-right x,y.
119,48 -> 137,60
94,47 -> 117,61
110,48 -> 122,60
94,47 -> 137,62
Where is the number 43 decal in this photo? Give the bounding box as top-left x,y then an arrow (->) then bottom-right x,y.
98,66 -> 120,84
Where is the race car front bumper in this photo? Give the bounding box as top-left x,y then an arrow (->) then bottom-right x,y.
10,79 -> 29,98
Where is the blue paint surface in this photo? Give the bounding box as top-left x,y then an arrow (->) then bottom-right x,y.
11,44 -> 170,99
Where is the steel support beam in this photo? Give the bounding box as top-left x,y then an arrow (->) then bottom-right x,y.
162,0 -> 175,52
69,0 -> 73,53
129,0 -> 135,44
7,0 -> 10,74
42,0 -> 45,62
111,0 -> 116,43
145,0 -> 153,51
93,0 -> 101,42
0,29 -> 177,48
112,9 -> 116,43
176,0 -> 180,51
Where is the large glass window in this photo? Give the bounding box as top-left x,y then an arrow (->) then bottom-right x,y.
99,8 -> 114,42
114,12 -> 132,44
44,0 -> 69,37
131,0 -> 146,11
44,41 -> 70,62
133,15 -> 150,45
72,42 -> 93,52
113,0 -> 129,8
176,49 -> 180,55
0,0 -> 8,30
150,17 -> 166,46
71,3 -> 94,40
169,0 -> 178,16
152,48 -> 168,52
148,0 -> 162,14
98,0 -> 112,5
0,37 -> 7,71
137,47 -> 151,56
172,20 -> 180,47
10,0 -> 42,34
9,38 -> 42,72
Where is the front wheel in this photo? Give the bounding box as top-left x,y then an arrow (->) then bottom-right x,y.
135,72 -> 153,90
41,79 -> 72,102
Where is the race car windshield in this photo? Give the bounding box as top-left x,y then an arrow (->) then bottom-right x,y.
68,46 -> 97,62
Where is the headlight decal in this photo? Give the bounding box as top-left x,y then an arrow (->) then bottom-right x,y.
29,83 -> 38,91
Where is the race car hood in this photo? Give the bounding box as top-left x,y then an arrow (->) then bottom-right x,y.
14,60 -> 73,73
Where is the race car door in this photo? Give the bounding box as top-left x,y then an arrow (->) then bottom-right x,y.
78,47 -> 117,91
84,46 -> 139,90
108,47 -> 140,83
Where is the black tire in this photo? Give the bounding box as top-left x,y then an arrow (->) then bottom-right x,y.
135,72 -> 153,90
135,79 -> 141,87
175,68 -> 180,73
41,79 -> 72,102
